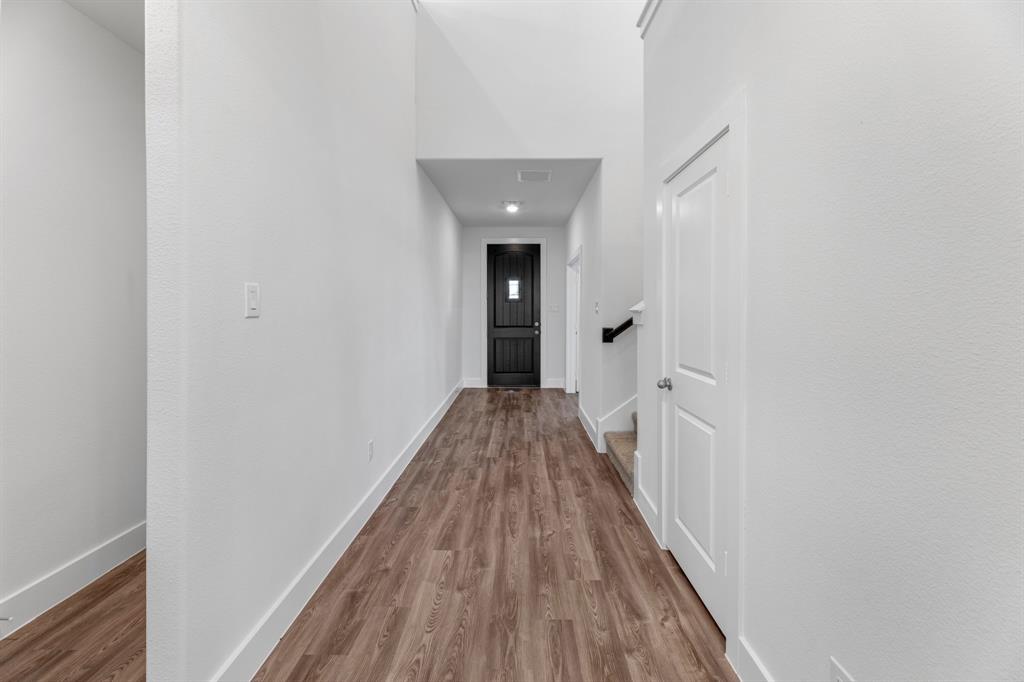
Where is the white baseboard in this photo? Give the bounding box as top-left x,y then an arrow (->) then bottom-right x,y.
542,378 -> 565,389
0,521 -> 146,638
578,403 -> 599,451
727,635 -> 774,682
597,393 -> 637,452
213,381 -> 464,682
632,450 -> 664,549
462,377 -> 485,388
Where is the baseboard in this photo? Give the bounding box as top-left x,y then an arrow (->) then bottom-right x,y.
578,403 -> 599,451
462,377 -> 485,388
727,635 -> 774,682
0,521 -> 146,638
632,450 -> 664,549
597,393 -> 637,452
213,381 -> 464,682
542,378 -> 565,389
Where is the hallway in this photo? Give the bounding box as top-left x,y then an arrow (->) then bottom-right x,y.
255,389 -> 735,681
0,552 -> 145,680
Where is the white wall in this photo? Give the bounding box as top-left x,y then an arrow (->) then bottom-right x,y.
641,2 -> 1023,680
565,169 -> 603,431
417,0 -> 642,429
145,1 -> 462,679
0,0 -> 146,636
461,226 -> 566,388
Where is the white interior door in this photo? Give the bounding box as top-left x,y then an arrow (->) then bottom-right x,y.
660,126 -> 740,635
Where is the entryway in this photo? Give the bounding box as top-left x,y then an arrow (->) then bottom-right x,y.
487,243 -> 542,387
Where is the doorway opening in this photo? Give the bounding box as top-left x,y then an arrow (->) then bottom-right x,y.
565,247 -> 582,394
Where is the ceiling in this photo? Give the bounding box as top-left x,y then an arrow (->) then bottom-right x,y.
418,159 -> 601,228
65,0 -> 144,53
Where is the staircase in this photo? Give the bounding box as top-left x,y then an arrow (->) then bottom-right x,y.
605,412 -> 637,494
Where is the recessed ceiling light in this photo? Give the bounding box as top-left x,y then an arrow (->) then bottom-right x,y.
503,201 -> 522,214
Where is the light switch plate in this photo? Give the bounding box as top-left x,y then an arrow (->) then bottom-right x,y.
244,282 -> 260,318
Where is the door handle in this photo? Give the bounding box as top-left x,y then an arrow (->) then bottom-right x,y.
656,377 -> 673,390
534,330 -> 540,335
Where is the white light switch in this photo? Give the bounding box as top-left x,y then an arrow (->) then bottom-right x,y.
244,282 -> 260,318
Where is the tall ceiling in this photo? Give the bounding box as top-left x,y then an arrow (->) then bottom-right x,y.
65,0 -> 144,52
418,159 -> 600,228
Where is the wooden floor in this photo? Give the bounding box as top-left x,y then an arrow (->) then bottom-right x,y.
0,551 -> 145,681
256,388 -> 736,681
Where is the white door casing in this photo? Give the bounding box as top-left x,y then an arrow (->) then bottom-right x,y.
566,247 -> 582,394
658,93 -> 747,648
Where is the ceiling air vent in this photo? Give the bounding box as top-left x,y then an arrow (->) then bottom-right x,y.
517,169 -> 552,183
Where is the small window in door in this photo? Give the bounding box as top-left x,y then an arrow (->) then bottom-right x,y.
507,278 -> 521,301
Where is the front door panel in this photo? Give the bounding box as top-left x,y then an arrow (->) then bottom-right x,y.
488,244 -> 541,387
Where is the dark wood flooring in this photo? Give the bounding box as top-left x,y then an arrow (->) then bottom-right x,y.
0,551 -> 145,681
256,388 -> 736,681
0,389 -> 734,681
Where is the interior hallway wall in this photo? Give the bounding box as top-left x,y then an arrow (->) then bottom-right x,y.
0,0 -> 146,636
565,168 -> 605,435
461,225 -> 566,388
416,0 -> 643,436
641,2 -> 1023,680
145,1 -> 462,678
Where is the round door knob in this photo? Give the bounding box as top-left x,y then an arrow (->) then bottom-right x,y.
656,377 -> 673,390
534,330 -> 540,335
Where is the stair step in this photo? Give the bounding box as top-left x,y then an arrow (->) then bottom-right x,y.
604,431 -> 636,494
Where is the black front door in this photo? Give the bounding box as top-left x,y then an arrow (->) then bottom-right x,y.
487,243 -> 541,387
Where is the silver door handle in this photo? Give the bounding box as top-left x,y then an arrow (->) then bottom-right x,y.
656,377 -> 673,390
534,330 -> 540,335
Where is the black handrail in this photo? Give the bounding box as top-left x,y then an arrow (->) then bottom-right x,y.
602,318 -> 633,343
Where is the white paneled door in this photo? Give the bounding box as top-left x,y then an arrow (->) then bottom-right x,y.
660,122 -> 742,637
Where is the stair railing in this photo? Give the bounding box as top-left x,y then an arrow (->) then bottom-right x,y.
601,318 -> 634,343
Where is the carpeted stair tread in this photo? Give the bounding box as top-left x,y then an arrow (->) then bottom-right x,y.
605,431 -> 636,493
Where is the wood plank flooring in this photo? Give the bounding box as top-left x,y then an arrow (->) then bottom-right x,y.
0,551 -> 145,682
255,388 -> 736,681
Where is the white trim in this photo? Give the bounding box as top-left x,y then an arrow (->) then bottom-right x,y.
727,636 -> 774,682
596,393 -> 637,453
214,382 -> 464,681
542,378 -> 565,389
633,450 -> 664,548
463,377 -> 485,388
565,246 -> 582,395
479,238 -> 547,387
409,0 -> 421,13
0,521 -> 146,638
637,0 -> 664,39
578,403 -> 598,450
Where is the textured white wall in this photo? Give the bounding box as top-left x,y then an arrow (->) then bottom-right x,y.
641,2 -> 1023,680
0,0 -> 145,631
460,225 -> 567,388
145,1 -> 462,678
416,0 -> 642,423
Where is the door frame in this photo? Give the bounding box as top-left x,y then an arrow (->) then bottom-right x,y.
565,246 -> 582,394
655,90 -> 749,662
480,237 -> 547,387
